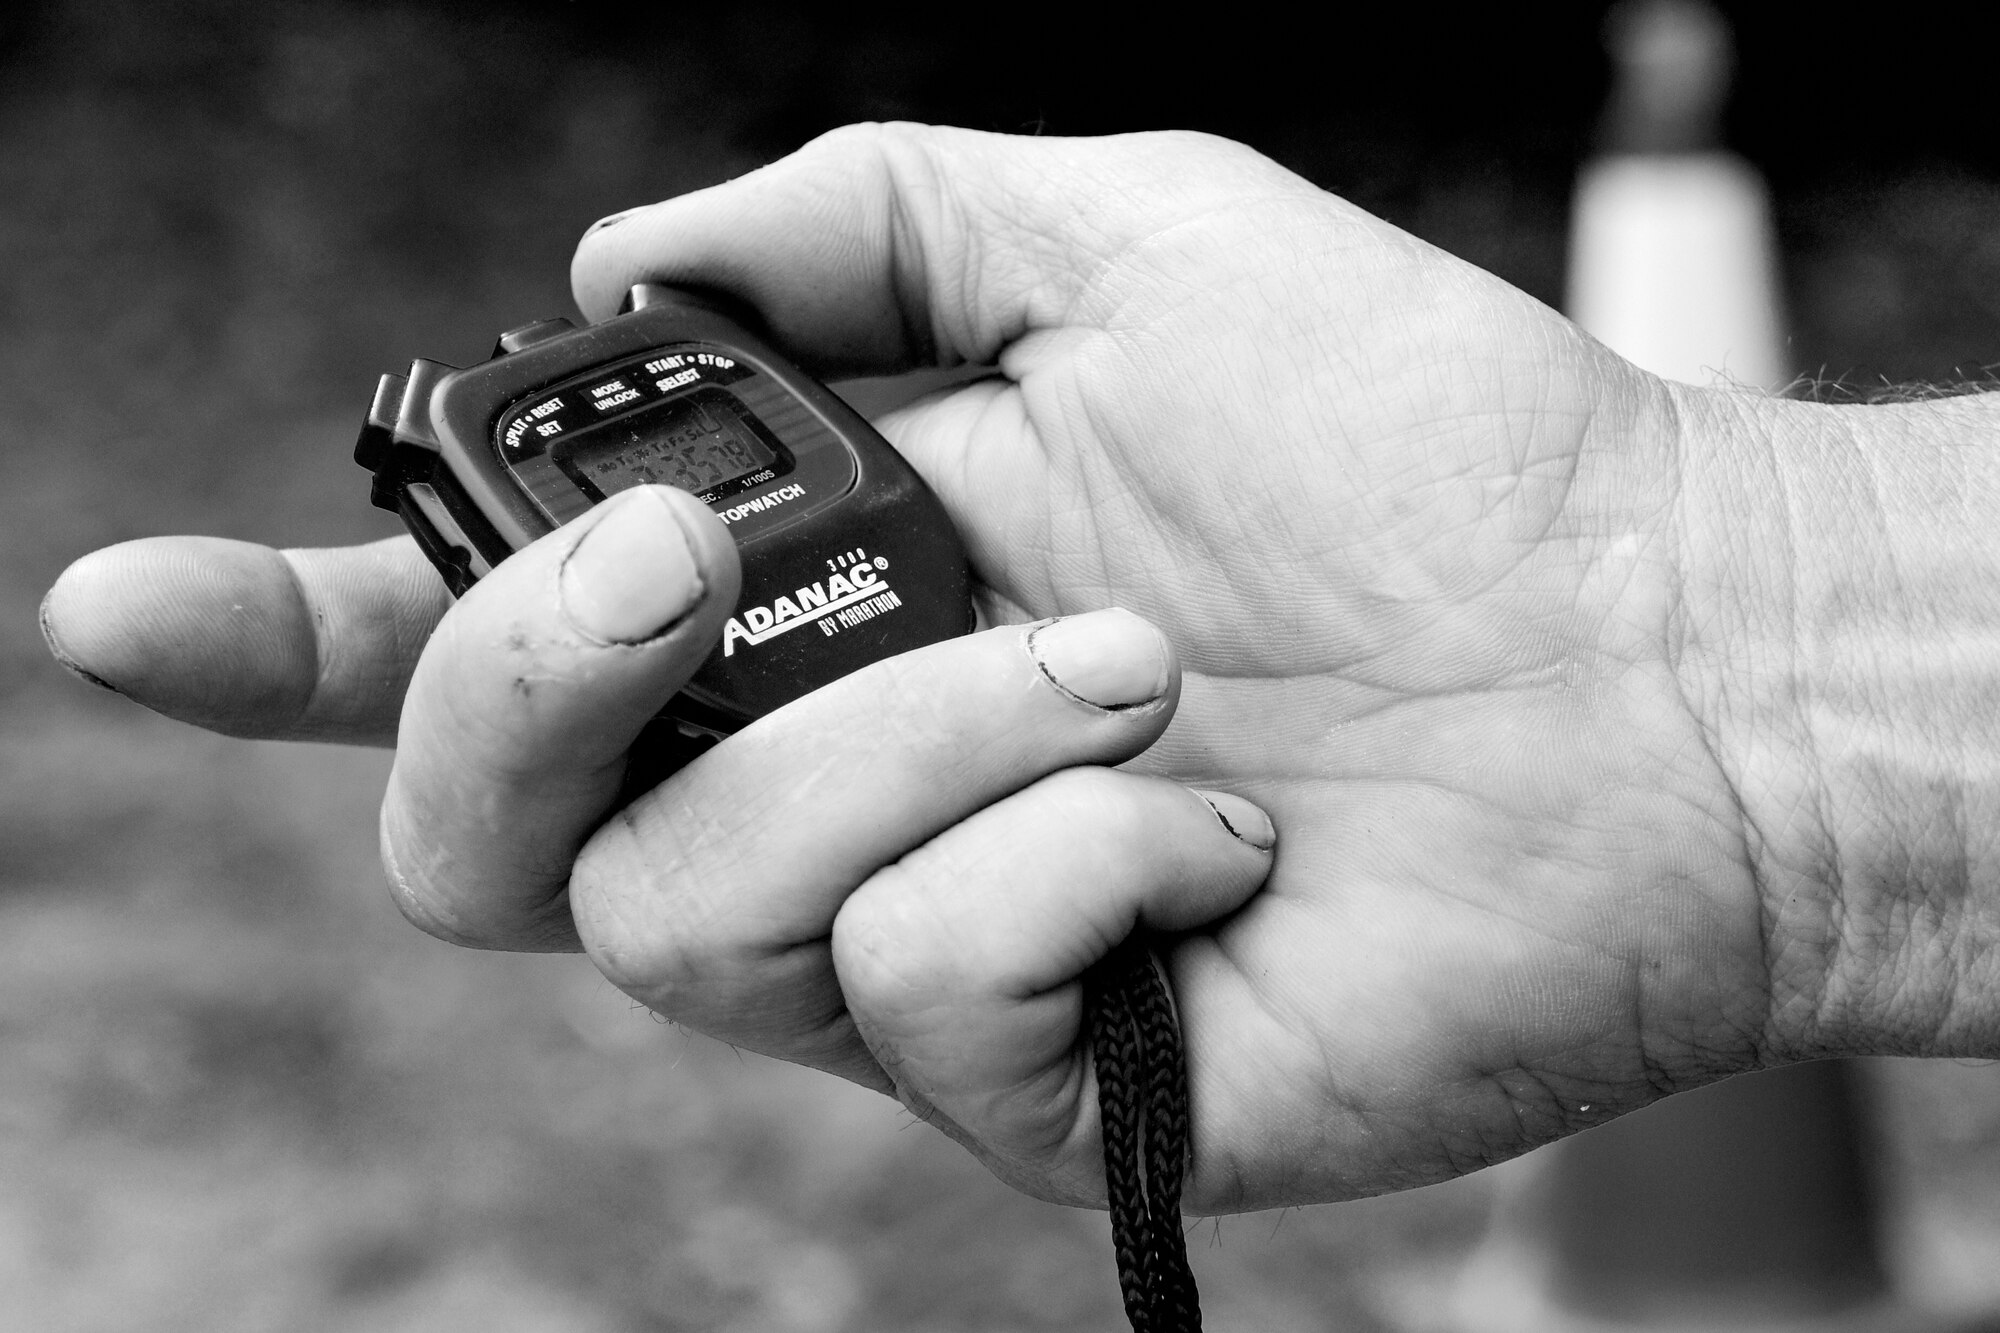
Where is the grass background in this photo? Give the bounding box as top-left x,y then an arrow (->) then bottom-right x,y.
4,2 -> 2000,1329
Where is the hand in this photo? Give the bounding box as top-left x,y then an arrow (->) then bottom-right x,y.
48,125 -> 1962,1214
565,126 -> 1773,1208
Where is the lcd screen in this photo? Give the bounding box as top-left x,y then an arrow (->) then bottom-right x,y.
555,388 -> 780,500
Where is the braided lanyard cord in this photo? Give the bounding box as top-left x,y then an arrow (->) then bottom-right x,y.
1085,937 -> 1202,1332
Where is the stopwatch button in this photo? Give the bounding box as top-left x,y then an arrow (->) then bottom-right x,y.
354,372 -> 407,470
400,482 -> 492,595
492,318 -> 576,357
619,283 -> 679,314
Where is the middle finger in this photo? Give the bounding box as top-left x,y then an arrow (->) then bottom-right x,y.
570,608 -> 1179,1086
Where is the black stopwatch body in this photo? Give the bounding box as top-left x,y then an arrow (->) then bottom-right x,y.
356,284 -> 974,739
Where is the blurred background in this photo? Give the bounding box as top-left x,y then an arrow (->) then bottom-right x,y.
4,1 -> 2000,1329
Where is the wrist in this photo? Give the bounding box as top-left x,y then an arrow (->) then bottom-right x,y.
1671,386 -> 2000,1061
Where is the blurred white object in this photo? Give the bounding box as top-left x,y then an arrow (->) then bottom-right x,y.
1568,154 -> 1792,390
1568,152 -> 1788,389
1565,0 -> 1786,392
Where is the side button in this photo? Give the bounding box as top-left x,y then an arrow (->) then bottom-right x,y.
400,482 -> 494,596
493,318 -> 576,357
354,372 -> 407,470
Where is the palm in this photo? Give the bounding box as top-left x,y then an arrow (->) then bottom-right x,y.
898,205 -> 1771,1206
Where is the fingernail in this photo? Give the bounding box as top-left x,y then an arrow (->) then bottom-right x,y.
584,207 -> 638,236
560,488 -> 705,644
38,591 -> 123,695
1025,609 -> 1168,709
1194,789 -> 1276,852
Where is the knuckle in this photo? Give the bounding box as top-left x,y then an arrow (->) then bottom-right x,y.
1025,766 -> 1153,842
813,645 -> 1010,777
377,790 -> 573,953
378,813 -> 488,950
793,121 -> 939,213
569,804 -> 724,1008
802,119 -> 893,154
806,119 -> 941,165
834,861 -> 948,1007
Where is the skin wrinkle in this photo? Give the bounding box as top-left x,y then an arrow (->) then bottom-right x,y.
1478,359 -> 1575,552
1205,923 -> 1353,1106
1626,954 -> 1685,1095
380,791 -> 578,952
1054,381 -> 1129,615
1477,1063 -> 1575,1150
1807,481 -> 2000,1049
893,388 -> 1043,610
1069,194 -> 1328,333
1626,918 -> 1767,1087
277,548 -> 347,735
1296,748 -> 1736,1096
980,1075 -> 1104,1196
1653,385 -> 1709,756
1370,1080 -> 1520,1193
882,128 -> 1087,361
163,545 -> 319,737
936,383 -> 1025,542
1780,413 -> 1877,1046
878,131 -> 949,366
838,885 -> 1101,1194
771,986 -> 876,1075
633,915 -> 847,1046
1694,396 -> 1831,1058
1857,788 -> 1984,1054
1206,535 -> 1591,679
1184,937 -> 1371,1205
1394,856 -> 1627,961
1147,683 -> 1411,784
1016,1049 -> 1101,1174
1001,335 -> 1077,474
1170,469 -> 1265,613
378,808 -> 438,938
727,968 -> 883,1086
1371,531 -> 1545,633
579,806 -> 719,990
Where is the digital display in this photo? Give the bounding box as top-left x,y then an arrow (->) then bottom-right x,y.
496,344 -> 801,519
557,390 -> 778,500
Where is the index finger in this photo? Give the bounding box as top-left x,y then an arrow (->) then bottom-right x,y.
41,535 -> 450,746
568,124 -> 1311,377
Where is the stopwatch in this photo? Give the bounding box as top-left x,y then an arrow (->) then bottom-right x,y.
355,283 -> 974,741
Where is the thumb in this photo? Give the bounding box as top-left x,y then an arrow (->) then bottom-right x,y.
569,123 -> 1304,377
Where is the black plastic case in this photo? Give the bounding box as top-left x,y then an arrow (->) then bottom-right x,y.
357,285 -> 974,742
